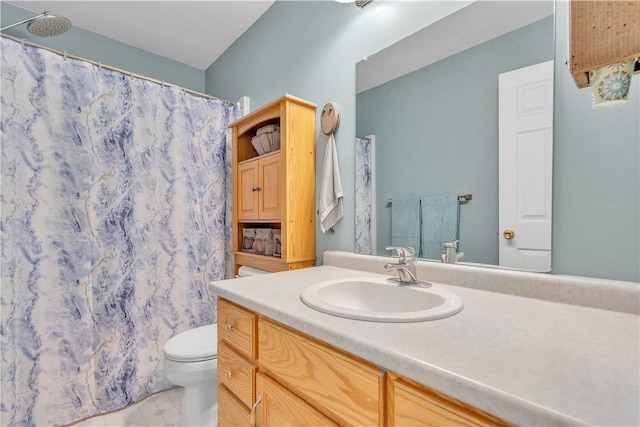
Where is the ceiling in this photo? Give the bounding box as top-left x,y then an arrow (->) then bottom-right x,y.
5,1 -> 276,70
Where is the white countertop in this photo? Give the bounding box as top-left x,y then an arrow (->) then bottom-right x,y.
209,264 -> 640,426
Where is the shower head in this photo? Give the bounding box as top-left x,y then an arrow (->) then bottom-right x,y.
1,11 -> 71,37
27,14 -> 72,37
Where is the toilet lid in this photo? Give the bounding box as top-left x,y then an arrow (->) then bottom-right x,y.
163,324 -> 218,362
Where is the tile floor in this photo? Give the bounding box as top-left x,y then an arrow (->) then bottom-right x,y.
70,387 -> 184,427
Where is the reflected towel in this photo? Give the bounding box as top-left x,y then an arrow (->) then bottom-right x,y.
421,195 -> 459,259
318,134 -> 343,233
391,197 -> 421,254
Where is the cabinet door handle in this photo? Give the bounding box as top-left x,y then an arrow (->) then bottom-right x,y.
225,323 -> 233,332
226,370 -> 232,380
252,186 -> 262,192
251,393 -> 262,427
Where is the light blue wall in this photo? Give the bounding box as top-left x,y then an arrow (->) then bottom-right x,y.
1,2 -> 205,92
205,0 -> 473,266
552,1 -> 639,282
356,16 -> 554,264
208,1 -> 638,282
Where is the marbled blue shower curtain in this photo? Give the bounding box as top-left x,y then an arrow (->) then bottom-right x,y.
0,37 -> 236,426
355,136 -> 375,255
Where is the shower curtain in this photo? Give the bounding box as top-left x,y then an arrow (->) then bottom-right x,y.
0,37 -> 238,426
355,136 -> 375,255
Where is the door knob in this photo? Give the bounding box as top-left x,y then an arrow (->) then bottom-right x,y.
503,229 -> 515,240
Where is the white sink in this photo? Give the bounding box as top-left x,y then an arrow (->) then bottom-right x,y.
300,277 -> 463,322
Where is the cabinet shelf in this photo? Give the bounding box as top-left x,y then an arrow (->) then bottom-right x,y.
230,94 -> 316,274
237,149 -> 281,166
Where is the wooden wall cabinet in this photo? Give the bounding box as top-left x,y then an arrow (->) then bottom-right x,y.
237,154 -> 281,221
230,94 -> 316,274
569,0 -> 640,88
216,298 -> 509,427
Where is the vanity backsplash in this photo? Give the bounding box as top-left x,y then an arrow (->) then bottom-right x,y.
323,251 -> 639,315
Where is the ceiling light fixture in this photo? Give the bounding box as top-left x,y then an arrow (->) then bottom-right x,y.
335,0 -> 373,8
356,0 -> 373,7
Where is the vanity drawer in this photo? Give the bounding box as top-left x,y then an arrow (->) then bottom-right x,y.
217,297 -> 256,358
258,317 -> 384,426
387,372 -> 509,427
218,384 -> 251,427
218,340 -> 256,408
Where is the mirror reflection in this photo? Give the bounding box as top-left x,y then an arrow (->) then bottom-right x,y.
355,1 -> 554,271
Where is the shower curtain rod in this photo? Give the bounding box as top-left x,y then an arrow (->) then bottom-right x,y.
1,33 -> 233,105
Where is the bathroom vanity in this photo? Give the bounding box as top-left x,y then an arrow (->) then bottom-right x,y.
210,251 -> 640,426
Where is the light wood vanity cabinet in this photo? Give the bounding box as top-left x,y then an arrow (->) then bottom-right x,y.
256,372 -> 339,426
387,372 -> 509,427
217,298 -> 256,427
258,317 -> 384,426
217,297 -> 509,427
230,94 -> 316,274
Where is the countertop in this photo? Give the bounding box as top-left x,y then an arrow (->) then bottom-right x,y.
209,265 -> 640,426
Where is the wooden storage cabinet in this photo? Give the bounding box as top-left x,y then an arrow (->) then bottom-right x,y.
230,94 -> 316,274
237,153 -> 281,221
216,297 -> 510,427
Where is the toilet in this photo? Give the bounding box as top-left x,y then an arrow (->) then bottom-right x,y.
163,324 -> 218,427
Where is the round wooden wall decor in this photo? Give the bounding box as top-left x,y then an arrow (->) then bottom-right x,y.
321,102 -> 341,135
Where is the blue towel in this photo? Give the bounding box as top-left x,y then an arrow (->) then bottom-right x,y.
420,195 -> 459,259
391,197 -> 421,255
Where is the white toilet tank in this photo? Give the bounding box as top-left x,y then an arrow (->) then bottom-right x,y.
237,265 -> 270,277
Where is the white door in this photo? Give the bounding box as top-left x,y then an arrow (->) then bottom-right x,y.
498,60 -> 554,271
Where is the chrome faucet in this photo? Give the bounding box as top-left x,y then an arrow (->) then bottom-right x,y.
441,241 -> 464,264
384,246 -> 431,287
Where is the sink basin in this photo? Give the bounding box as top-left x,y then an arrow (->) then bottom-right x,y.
300,277 -> 463,322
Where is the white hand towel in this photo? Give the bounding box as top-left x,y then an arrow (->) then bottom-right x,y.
318,134 -> 343,233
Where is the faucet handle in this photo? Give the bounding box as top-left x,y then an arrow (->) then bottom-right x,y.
385,246 -> 416,264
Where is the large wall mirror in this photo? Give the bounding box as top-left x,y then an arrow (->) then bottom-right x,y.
355,1 -> 555,272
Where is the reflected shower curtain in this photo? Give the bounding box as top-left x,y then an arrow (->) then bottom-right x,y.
355,136 -> 375,255
1,38 -> 237,426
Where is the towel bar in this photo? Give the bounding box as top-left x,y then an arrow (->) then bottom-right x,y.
386,194 -> 472,204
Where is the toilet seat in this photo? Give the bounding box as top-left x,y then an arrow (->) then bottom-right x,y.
163,324 -> 218,362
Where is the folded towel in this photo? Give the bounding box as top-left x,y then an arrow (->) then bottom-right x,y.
421,195 -> 459,259
391,197 -> 421,255
318,134 -> 344,233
